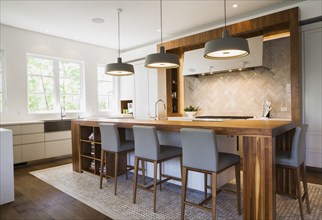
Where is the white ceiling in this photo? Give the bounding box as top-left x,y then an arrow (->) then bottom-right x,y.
1,0 -> 304,52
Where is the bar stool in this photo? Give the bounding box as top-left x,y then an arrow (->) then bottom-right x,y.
132,125 -> 182,213
276,124 -> 310,220
99,123 -> 146,195
180,128 -> 241,220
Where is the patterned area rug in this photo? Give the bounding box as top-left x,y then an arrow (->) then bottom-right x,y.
30,164 -> 322,220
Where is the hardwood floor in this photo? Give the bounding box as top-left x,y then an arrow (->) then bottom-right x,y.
1,158 -> 321,220
0,157 -> 111,220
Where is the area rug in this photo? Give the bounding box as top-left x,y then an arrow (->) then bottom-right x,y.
30,164 -> 322,220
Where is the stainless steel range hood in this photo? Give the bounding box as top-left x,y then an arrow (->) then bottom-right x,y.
183,36 -> 269,76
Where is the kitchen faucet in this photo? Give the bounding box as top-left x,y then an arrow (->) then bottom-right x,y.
155,99 -> 166,120
61,106 -> 66,120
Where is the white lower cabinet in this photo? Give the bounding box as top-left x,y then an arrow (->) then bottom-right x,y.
21,142 -> 45,162
45,131 -> 72,158
45,139 -> 72,158
1,122 -> 71,164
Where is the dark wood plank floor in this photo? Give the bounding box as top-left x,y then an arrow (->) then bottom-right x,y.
0,157 -> 112,220
1,158 -> 321,220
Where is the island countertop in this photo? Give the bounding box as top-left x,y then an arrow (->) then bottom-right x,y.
71,118 -> 297,220
71,118 -> 296,136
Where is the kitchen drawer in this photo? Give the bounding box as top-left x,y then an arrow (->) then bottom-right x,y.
21,133 -> 44,144
1,125 -> 21,135
21,123 -> 44,134
45,131 -> 71,141
45,139 -> 72,158
13,145 -> 22,164
13,135 -> 22,145
21,142 -> 45,162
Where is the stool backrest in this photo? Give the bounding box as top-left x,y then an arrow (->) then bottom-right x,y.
180,128 -> 219,172
99,123 -> 120,152
133,125 -> 159,160
291,124 -> 308,166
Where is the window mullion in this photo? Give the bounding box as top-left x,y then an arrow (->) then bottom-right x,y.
53,60 -> 60,111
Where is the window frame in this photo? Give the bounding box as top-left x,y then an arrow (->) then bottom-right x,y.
97,64 -> 118,112
26,53 -> 85,113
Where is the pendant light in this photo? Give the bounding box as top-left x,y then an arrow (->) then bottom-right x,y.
145,0 -> 180,69
204,0 -> 250,59
106,9 -> 134,76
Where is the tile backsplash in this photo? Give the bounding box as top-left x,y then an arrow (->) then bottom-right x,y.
184,37 -> 291,118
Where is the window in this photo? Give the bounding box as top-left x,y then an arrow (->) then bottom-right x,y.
0,50 -> 4,112
27,54 -> 84,113
97,65 -> 117,111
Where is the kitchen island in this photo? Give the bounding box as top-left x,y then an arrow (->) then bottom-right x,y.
71,118 -> 296,220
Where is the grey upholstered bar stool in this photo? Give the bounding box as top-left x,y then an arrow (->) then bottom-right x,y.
132,125 -> 182,213
99,123 -> 145,195
276,124 -> 310,220
180,128 -> 241,220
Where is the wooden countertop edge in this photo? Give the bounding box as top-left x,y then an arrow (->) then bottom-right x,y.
71,118 -> 297,137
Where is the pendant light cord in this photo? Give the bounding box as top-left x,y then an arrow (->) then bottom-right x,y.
224,0 -> 227,30
160,0 -> 163,46
117,9 -> 121,58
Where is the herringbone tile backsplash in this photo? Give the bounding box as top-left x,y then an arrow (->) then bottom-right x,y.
184,38 -> 291,118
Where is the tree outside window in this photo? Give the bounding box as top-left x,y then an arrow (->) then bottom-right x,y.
27,54 -> 84,113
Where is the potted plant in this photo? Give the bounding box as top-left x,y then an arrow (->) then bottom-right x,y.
184,105 -> 200,118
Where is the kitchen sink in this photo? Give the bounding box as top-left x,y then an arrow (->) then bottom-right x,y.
44,119 -> 72,132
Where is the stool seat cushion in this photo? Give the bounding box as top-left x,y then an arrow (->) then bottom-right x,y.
118,140 -> 135,153
275,151 -> 294,167
217,153 -> 240,172
158,145 -> 182,161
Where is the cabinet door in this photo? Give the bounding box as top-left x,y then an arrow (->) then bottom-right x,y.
120,75 -> 134,100
13,145 -> 22,164
45,131 -> 71,141
21,133 -> 44,144
45,139 -> 72,158
1,125 -> 21,135
21,123 -> 44,134
302,22 -> 322,168
21,142 -> 45,162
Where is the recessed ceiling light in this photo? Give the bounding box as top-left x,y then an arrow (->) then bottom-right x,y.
233,4 -> 238,8
157,29 -> 161,32
92,18 -> 105,24
45,29 -> 49,33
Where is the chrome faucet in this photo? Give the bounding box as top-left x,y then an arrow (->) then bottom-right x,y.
155,99 -> 166,120
60,106 -> 66,120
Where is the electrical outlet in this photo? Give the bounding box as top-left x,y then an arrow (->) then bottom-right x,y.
281,107 -> 288,112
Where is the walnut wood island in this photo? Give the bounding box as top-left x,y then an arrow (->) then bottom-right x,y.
71,118 -> 296,220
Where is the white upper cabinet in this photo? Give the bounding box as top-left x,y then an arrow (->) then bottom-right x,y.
119,75 -> 134,100
302,21 -> 322,168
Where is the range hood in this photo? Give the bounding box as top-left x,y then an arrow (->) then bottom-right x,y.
183,36 -> 268,76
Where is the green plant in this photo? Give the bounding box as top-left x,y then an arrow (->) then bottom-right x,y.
184,105 -> 200,112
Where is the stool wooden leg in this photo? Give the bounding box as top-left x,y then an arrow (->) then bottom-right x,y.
159,162 -> 162,191
301,163 -> 311,214
179,156 -> 183,178
114,152 -> 118,195
181,166 -> 188,220
105,152 -> 108,181
295,168 -> 304,220
235,163 -> 242,215
141,160 -> 146,185
99,149 -> 104,189
133,157 -> 139,204
126,153 -> 129,180
153,161 -> 158,213
211,172 -> 217,220
204,173 -> 208,200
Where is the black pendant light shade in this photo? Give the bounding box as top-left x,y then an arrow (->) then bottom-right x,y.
145,0 -> 180,69
106,9 -> 134,76
145,46 -> 180,69
204,0 -> 250,60
106,57 -> 135,76
204,29 -> 250,59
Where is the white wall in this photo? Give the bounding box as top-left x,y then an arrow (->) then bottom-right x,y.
0,25 -> 118,122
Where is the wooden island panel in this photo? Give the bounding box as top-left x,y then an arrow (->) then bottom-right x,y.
71,118 -> 296,220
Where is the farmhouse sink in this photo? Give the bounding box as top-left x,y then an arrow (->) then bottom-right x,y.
44,119 -> 72,132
